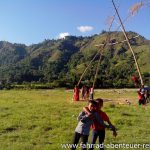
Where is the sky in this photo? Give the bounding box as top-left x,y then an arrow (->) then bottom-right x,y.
0,0 -> 149,45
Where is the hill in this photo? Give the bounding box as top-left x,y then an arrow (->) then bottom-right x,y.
0,31 -> 150,88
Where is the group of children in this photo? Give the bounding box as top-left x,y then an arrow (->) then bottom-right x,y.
70,76 -> 149,149
73,85 -> 94,101
132,75 -> 150,105
71,99 -> 117,150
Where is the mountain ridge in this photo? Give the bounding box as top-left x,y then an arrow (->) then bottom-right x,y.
0,31 -> 150,88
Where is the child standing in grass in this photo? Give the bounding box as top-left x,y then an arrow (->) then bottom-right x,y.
81,85 -> 87,100
137,90 -> 145,105
71,100 -> 113,150
73,85 -> 80,101
83,98 -> 117,150
89,87 -> 94,100
137,85 -> 146,105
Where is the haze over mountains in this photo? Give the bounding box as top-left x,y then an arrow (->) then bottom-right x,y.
0,31 -> 150,88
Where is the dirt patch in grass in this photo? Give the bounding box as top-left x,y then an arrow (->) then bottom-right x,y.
1,125 -> 20,134
44,127 -> 52,131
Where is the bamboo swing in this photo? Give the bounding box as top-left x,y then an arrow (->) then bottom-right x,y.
112,0 -> 144,86
77,11 -> 116,89
74,0 -> 146,101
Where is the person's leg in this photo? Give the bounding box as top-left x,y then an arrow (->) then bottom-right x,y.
81,134 -> 88,150
82,93 -> 84,100
90,94 -> 92,100
98,130 -> 105,150
91,93 -> 94,100
90,94 -> 93,100
141,98 -> 145,105
139,100 -> 141,105
148,95 -> 150,103
71,132 -> 81,150
89,130 -> 98,150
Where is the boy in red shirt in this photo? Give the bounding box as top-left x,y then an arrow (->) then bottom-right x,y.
83,98 -> 117,150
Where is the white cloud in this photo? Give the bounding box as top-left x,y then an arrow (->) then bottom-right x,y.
58,32 -> 70,39
77,26 -> 94,33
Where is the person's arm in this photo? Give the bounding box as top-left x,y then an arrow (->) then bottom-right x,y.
102,112 -> 117,137
77,111 -> 89,122
107,120 -> 115,128
83,108 -> 109,128
107,119 -> 117,137
83,107 -> 91,115
83,107 -> 95,120
94,113 -> 110,128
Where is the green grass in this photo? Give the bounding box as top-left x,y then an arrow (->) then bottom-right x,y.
0,89 -> 150,150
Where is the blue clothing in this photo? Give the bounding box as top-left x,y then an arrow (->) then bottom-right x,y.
89,130 -> 105,150
75,111 -> 110,135
144,87 -> 150,91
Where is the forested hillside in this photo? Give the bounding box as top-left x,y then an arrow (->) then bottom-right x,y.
0,31 -> 150,88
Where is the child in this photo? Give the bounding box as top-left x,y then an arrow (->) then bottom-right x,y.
83,98 -> 117,150
137,90 -> 145,105
81,85 -> 87,100
73,85 -> 80,101
137,84 -> 146,105
145,90 -> 150,103
131,75 -> 140,87
71,100 -> 112,150
86,86 -> 90,100
89,87 -> 94,100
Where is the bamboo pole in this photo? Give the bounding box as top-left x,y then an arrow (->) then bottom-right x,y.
92,12 -> 117,89
95,35 -> 139,47
77,9 -> 116,87
77,50 -> 100,86
112,0 -> 144,85
92,46 -> 104,88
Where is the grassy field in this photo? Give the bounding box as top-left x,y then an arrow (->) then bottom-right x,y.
0,89 -> 150,150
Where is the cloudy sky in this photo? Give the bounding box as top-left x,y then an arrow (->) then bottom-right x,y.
0,0 -> 149,45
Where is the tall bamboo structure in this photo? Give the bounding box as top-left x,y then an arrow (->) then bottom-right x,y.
112,0 -> 144,86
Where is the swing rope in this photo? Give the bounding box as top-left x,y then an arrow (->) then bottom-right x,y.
92,11 -> 117,89
92,49 -> 103,89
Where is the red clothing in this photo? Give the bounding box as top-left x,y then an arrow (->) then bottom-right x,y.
131,76 -> 139,86
91,110 -> 109,130
132,76 -> 138,82
73,87 -> 80,101
138,91 -> 142,100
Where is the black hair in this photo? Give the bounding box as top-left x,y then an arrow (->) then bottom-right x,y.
88,100 -> 97,106
95,98 -> 103,104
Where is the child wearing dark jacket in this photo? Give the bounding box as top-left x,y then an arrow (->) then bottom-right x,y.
83,98 -> 117,150
71,100 -> 113,150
